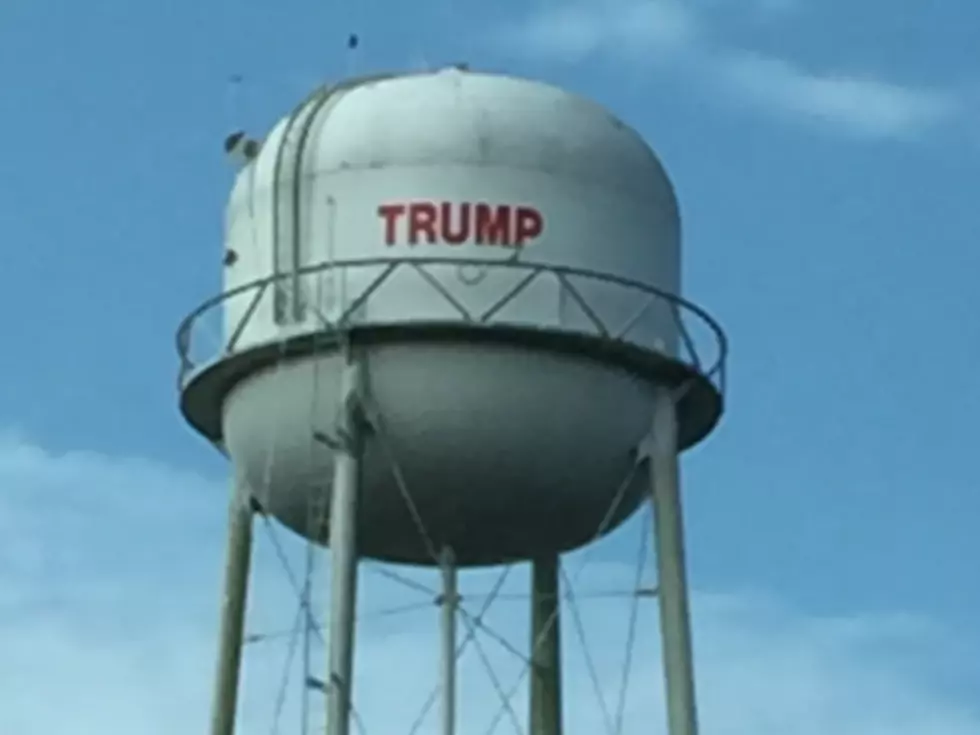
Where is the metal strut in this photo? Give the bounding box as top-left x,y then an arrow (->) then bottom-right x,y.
529,555 -> 563,735
326,353 -> 367,735
209,479 -> 255,735
440,547 -> 459,735
649,387 -> 699,735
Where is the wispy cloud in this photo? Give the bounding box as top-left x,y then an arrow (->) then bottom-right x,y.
716,51 -> 960,139
0,434 -> 978,733
489,0 -> 962,141
495,0 -> 698,63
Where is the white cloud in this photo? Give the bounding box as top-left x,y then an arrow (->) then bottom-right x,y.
716,52 -> 959,139
493,0 -> 699,63
490,1 -> 962,141
0,434 -> 977,734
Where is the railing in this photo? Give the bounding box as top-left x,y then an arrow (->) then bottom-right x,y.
175,257 -> 727,399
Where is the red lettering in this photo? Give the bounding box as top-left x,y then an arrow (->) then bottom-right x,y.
408,202 -> 438,244
377,204 -> 405,246
475,204 -> 511,246
514,207 -> 543,245
376,201 -> 543,247
440,201 -> 470,245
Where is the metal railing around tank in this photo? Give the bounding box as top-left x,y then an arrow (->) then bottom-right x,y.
175,257 -> 727,398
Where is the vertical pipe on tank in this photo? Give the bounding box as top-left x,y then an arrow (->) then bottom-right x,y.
326,354 -> 365,735
529,556 -> 563,735
209,478 -> 254,735
649,387 -> 699,735
440,547 -> 458,735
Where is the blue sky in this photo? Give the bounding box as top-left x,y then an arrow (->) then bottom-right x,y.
0,0 -> 978,732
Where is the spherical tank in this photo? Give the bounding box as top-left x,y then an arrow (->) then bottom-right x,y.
177,68 -> 725,567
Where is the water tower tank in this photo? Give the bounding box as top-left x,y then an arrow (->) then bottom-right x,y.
177,68 -> 724,567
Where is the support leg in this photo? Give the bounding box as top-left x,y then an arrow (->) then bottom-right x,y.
650,388 -> 699,735
326,356 -> 365,735
209,479 -> 255,735
529,555 -> 563,735
440,547 -> 458,735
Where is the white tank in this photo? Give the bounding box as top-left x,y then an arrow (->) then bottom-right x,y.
177,68 -> 725,566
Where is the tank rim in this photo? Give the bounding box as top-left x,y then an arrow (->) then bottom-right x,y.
176,256 -> 727,451
179,322 -> 723,452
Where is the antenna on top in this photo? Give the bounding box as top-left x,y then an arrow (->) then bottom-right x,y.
220,75 -> 245,164
222,75 -> 261,166
346,33 -> 360,75
224,73 -> 243,128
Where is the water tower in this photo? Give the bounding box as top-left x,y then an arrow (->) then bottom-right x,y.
177,68 -> 726,735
